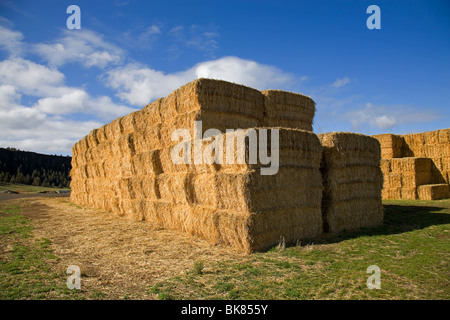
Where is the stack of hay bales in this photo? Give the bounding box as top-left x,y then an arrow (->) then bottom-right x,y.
71,78 -> 386,252
402,129 -> 450,184
143,128 -> 325,253
318,133 -> 384,233
373,128 -> 450,200
71,79 -> 324,253
380,157 -> 432,200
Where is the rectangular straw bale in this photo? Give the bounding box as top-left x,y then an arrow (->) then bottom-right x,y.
215,169 -> 323,213
372,134 -> 403,158
118,157 -> 133,178
191,173 -> 218,207
380,159 -> 390,173
417,184 -> 450,200
389,157 -> 432,173
380,147 -> 396,159
442,157 -> 450,172
262,90 -> 315,131
438,129 -> 450,144
382,187 -> 402,200
104,118 -> 123,141
120,112 -> 137,135
159,110 -> 260,149
95,126 -> 107,144
118,133 -> 135,157
159,145 -> 192,173
131,130 -> 161,154
160,90 -> 178,123
157,173 -> 193,205
401,187 -> 418,200
401,171 -> 431,187
86,129 -> 99,149
403,133 -> 425,157
423,130 -> 439,145
185,206 -> 323,253
191,78 -> 265,121
136,99 -> 162,129
387,173 -> 402,188
219,127 -> 323,172
131,151 -> 161,177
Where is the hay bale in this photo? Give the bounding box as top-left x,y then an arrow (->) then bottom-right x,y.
318,132 -> 384,234
418,184 -> 450,200
262,90 -> 315,131
382,187 -> 402,200
372,134 -> 404,158
401,187 -> 418,200
389,157 -> 432,173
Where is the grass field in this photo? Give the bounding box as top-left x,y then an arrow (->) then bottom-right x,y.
0,198 -> 449,300
0,182 -> 69,194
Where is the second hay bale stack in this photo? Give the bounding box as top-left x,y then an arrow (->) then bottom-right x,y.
318,132 -> 384,234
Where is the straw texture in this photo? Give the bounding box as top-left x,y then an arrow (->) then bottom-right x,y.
71,78 -> 389,253
318,132 -> 384,234
374,128 -> 449,200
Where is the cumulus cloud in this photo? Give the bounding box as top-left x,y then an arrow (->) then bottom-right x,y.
34,29 -> 124,68
0,57 -> 65,96
105,56 -> 293,106
0,118 -> 103,154
0,57 -> 135,154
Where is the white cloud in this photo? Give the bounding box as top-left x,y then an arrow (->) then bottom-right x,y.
105,56 -> 293,106
0,57 -> 65,97
0,118 -> 103,154
34,29 -> 123,68
373,115 -> 396,130
332,77 -> 350,88
0,24 -> 24,56
0,85 -> 21,110
33,86 -> 136,118
347,102 -> 439,131
34,89 -> 88,114
0,105 -> 47,129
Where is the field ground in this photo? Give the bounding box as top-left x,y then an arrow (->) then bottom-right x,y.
0,196 -> 449,300
0,182 -> 69,194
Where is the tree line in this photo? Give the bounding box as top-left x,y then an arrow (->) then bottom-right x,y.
0,147 -> 71,188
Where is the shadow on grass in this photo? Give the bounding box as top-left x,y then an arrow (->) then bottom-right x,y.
314,203 -> 450,246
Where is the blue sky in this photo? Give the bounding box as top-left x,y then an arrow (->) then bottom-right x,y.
0,0 -> 449,155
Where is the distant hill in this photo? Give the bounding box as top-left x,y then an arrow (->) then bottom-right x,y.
0,147 -> 71,188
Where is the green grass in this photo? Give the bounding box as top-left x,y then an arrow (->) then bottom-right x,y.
0,204 -> 82,300
149,199 -> 450,300
0,182 -> 69,194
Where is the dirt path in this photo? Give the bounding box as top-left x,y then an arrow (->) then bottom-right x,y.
5,197 -> 244,299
